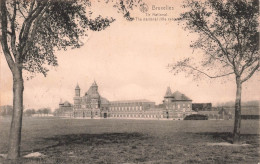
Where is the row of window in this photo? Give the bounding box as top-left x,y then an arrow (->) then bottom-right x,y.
74,111 -> 99,115
111,114 -> 163,118
109,112 -> 161,114
166,103 -> 191,108
110,102 -> 146,106
110,106 -> 143,111
166,106 -> 191,110
165,108 -> 192,112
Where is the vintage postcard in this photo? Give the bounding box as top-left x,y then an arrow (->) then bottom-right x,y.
0,0 -> 259,163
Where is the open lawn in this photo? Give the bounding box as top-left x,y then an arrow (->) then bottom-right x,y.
0,117 -> 259,163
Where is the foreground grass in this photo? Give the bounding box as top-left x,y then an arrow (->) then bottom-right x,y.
0,117 -> 259,163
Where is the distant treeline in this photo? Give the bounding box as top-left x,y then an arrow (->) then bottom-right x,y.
216,100 -> 259,107
0,105 -> 52,117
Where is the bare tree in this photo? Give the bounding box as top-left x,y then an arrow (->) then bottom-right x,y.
171,0 -> 259,143
0,0 -> 143,159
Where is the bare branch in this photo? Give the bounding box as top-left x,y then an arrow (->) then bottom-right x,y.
0,0 -> 15,71
241,61 -> 259,83
10,0 -> 18,59
183,64 -> 234,79
18,1 -> 48,60
7,31 -> 12,35
19,1 -> 43,43
207,49 -> 231,67
22,5 -> 49,57
29,0 -> 36,13
17,3 -> 26,19
202,25 -> 235,69
240,57 -> 258,75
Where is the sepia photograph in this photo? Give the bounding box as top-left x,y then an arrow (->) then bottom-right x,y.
0,0 -> 259,163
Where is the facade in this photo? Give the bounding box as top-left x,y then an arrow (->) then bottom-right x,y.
58,100 -> 73,117
191,104 -> 233,120
73,81 -> 110,119
59,81 -> 196,120
108,100 -> 164,119
192,103 -> 212,111
163,87 -> 195,120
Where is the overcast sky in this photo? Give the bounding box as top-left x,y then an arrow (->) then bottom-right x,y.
1,0 -> 259,110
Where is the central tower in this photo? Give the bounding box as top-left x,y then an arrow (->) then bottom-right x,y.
90,81 -> 101,109
74,83 -> 81,109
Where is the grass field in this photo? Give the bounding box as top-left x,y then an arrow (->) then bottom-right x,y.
0,117 -> 259,164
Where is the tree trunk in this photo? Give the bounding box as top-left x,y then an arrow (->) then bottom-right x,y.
233,76 -> 242,144
7,68 -> 24,160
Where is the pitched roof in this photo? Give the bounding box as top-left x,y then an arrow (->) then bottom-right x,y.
100,97 -> 110,104
92,80 -> 97,87
60,101 -> 72,107
164,87 -> 172,98
164,87 -> 191,101
170,91 -> 192,101
75,83 -> 80,90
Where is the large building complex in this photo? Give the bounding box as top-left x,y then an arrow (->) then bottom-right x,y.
58,81 -> 196,120
73,81 -> 110,118
163,87 -> 194,120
